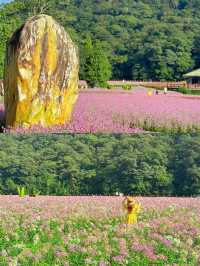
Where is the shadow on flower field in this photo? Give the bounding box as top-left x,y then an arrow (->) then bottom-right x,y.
0,196 -> 200,265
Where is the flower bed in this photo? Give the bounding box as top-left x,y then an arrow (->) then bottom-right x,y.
0,196 -> 200,265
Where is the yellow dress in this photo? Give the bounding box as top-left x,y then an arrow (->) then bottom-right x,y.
123,197 -> 141,225
126,203 -> 141,224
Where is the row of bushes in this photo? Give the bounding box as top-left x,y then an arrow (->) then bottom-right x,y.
107,84 -> 200,95
176,87 -> 200,95
107,84 -> 133,90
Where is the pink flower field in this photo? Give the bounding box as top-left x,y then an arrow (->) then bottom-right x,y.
69,89 -> 200,133
1,196 -> 200,265
1,88 -> 200,133
0,195 -> 199,220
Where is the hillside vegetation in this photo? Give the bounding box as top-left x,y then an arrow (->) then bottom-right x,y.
0,0 -> 200,81
1,133 -> 200,197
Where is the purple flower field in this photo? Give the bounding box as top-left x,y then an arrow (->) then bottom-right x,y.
0,195 -> 199,220
70,89 -> 200,133
1,89 -> 200,133
1,196 -> 200,265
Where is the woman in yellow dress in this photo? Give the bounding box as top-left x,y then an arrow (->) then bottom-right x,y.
122,196 -> 141,224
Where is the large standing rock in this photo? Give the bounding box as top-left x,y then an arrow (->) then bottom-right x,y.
4,14 -> 79,128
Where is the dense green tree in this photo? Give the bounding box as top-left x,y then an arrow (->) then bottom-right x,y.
79,36 -> 93,81
129,24 -> 194,80
81,37 -> 112,87
193,35 -> 200,68
170,135 -> 200,196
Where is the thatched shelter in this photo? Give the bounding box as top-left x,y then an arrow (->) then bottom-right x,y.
184,68 -> 200,87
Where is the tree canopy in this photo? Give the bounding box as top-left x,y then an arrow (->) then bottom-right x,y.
0,133 -> 200,197
0,0 -> 200,81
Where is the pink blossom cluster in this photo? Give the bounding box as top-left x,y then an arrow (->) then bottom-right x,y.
132,242 -> 167,260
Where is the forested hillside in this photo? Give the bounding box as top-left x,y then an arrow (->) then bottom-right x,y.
0,0 -> 200,81
0,133 -> 200,197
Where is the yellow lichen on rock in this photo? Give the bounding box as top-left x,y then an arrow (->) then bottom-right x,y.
4,14 -> 79,128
